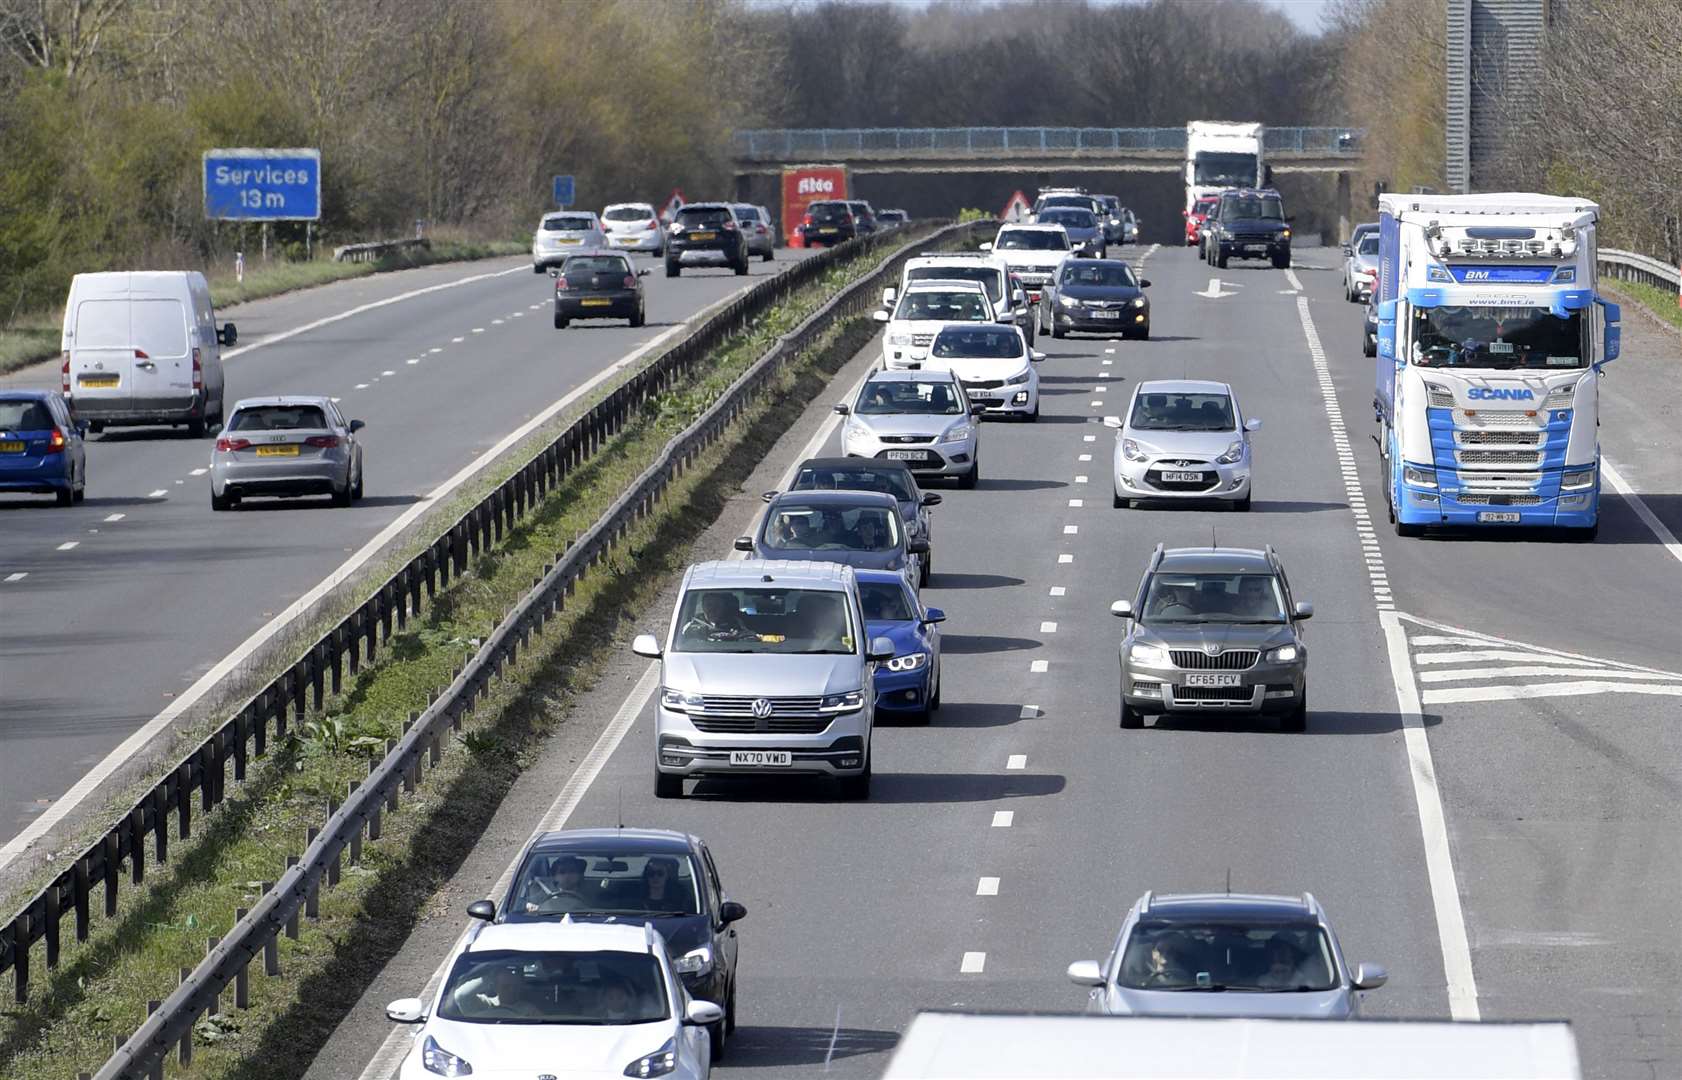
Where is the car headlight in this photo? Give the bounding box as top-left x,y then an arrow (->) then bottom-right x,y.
820,691 -> 864,713
1005,369 -> 1031,385
1215,441 -> 1245,465
674,945 -> 714,976
1131,297 -> 1147,309
886,652 -> 928,672
1128,643 -> 1170,667
1059,294 -> 1079,308
1121,438 -> 1149,463
944,423 -> 973,442
1561,467 -> 1596,490
623,1037 -> 678,1078
886,331 -> 911,346
844,425 -> 870,444
1267,644 -> 1300,663
1219,227 -> 1233,238
660,688 -> 703,712
422,1035 -> 473,1077
1279,228 -> 1291,240
1403,465 -> 1437,489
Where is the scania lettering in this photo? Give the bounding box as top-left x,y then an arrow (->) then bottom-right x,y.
1372,193 -> 1620,540
1184,121 -> 1265,216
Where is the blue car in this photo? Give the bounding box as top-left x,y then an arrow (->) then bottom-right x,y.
857,569 -> 945,724
0,390 -> 87,506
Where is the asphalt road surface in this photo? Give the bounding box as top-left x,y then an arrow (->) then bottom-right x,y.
311,245 -> 1678,1080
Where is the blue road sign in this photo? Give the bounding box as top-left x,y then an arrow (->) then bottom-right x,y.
553,174 -> 576,207
203,148 -> 321,221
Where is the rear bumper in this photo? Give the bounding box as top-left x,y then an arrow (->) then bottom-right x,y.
0,460 -> 72,494
214,456 -> 346,497
557,292 -> 639,317
69,390 -> 205,424
874,669 -> 933,714
606,233 -> 663,253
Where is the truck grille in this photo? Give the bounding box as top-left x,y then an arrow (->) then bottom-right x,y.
1456,450 -> 1543,468
1457,409 -> 1536,428
1456,430 -> 1543,447
1427,388 -> 1455,408
1169,650 -> 1259,670
1455,494 -> 1543,506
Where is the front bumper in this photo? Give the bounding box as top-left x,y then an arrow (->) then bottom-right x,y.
557,291 -> 639,318
1115,456 -> 1249,501
656,707 -> 870,778
1216,239 -> 1290,260
1122,658 -> 1305,715
1055,306 -> 1149,333
961,380 -> 1036,416
1394,479 -> 1599,529
843,435 -> 976,478
874,667 -> 934,715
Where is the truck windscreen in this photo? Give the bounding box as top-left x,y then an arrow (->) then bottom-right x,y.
1410,306 -> 1587,370
1193,152 -> 1258,187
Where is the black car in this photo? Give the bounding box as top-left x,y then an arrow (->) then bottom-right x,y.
475,827 -> 746,1056
777,456 -> 942,585
846,201 -> 879,236
800,199 -> 857,246
550,251 -> 648,328
667,202 -> 750,277
1040,258 -> 1152,340
1363,294 -> 1378,357
1206,188 -> 1292,269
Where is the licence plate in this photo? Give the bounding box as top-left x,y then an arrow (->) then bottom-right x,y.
886,450 -> 929,461
255,444 -> 300,457
1184,673 -> 1242,687
1091,310 -> 1121,320
1161,470 -> 1204,483
729,750 -> 791,767
968,392 -> 999,402
614,235 -> 637,244
581,298 -> 611,307
0,441 -> 24,453
1478,511 -> 1522,523
819,227 -> 838,234
79,374 -> 119,388
690,232 -> 716,242
1245,244 -> 1268,252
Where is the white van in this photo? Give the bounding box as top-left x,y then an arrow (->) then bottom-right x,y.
61,271 -> 234,436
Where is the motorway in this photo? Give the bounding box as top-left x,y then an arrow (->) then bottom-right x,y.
308,243 -> 1679,1080
0,250 -> 816,858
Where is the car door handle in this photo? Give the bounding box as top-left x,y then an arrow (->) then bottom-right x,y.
136,361 -> 156,369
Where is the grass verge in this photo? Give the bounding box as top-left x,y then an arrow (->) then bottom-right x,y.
0,239 -> 526,377
0,229 -> 918,1080
1604,279 -> 1682,335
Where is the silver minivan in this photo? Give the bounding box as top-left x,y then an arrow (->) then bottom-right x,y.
632,560 -> 894,801
61,271 -> 233,436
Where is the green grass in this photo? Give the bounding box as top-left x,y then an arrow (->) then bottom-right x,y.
0,226 -> 928,1080
1605,279 -> 1682,334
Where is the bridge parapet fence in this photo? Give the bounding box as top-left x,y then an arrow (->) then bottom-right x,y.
733,127 -> 1362,159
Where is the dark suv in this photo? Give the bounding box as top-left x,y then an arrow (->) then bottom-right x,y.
800,200 -> 858,246
667,202 -> 750,277
1205,188 -> 1293,269
1111,544 -> 1311,731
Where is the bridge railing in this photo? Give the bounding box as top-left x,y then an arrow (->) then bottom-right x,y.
733,127 -> 1362,159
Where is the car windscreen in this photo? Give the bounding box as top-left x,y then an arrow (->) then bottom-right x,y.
1119,920 -> 1337,992
436,949 -> 670,1025
562,256 -> 632,276
1042,196 -> 1094,211
793,465 -> 915,502
1060,263 -> 1137,288
731,205 -> 760,222
508,850 -> 701,918
895,291 -> 989,321
859,581 -> 916,622
765,504 -> 899,553
0,400 -> 55,430
907,265 -> 1003,302
1040,209 -> 1096,229
676,207 -> 731,227
808,202 -> 851,223
855,378 -> 964,415
1357,236 -> 1379,255
673,586 -> 856,654
1129,391 -> 1234,432
932,327 -> 1022,359
1141,572 -> 1287,624
603,207 -> 652,222
995,231 -> 1068,251
1220,195 -> 1285,221
228,405 -> 328,431
1193,199 -> 1219,216
543,216 -> 596,232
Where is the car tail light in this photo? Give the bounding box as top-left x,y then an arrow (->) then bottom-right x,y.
623,275 -> 637,288
191,348 -> 203,389
215,436 -> 251,452
722,220 -> 736,231
61,352 -> 70,392
802,213 -> 814,227
556,277 -> 571,290
45,428 -> 66,453
757,224 -> 768,234
305,435 -> 340,449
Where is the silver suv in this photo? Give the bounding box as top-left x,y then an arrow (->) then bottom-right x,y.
1111,544 -> 1311,731
633,560 -> 894,800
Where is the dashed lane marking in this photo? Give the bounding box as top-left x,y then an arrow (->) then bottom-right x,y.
1075,475 -> 1088,484
1006,754 -> 1027,770
1018,705 -> 1039,719
1079,454 -> 1091,462
1068,499 -> 1083,508
407,359 -> 419,365
1089,399 -> 1103,406
381,369 -> 395,376
451,336 -> 465,343
4,572 -> 25,583
471,327 -> 485,333
1063,525 -> 1077,534
1029,660 -> 1048,673
992,811 -> 1014,827
1083,434 -> 1096,442
189,468 -> 207,476
355,383 -> 370,390
1040,621 -> 1057,633
976,877 -> 1000,896
429,347 -> 443,354
103,513 -> 124,522
960,952 -> 987,974
1058,553 -> 1074,563
147,489 -> 167,498
56,542 -> 78,551
1050,586 -> 1066,596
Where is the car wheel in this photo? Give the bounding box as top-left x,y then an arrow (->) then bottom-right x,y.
1282,693 -> 1307,732
709,1017 -> 728,1061
665,260 -> 681,278
532,263 -> 544,274
1215,250 -> 1229,270
1363,335 -> 1377,358
352,463 -> 365,500
654,772 -> 683,799
725,982 -> 737,1034
1233,492 -> 1251,512
1026,401 -> 1040,422
333,479 -> 353,508
630,304 -> 646,328
1113,490 -> 1129,509
1568,522 -> 1600,543
919,554 -> 930,588
839,752 -> 871,800
211,490 -> 237,512
1119,690 -> 1143,729
188,414 -> 207,438
55,485 -> 73,507
930,674 -> 941,711
959,462 -> 979,490
1051,322 -> 1066,339
1273,251 -> 1292,269
734,253 -> 749,276
87,420 -> 105,435
762,249 -> 774,262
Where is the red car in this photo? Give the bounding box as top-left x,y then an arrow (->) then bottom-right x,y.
1184,195 -> 1219,247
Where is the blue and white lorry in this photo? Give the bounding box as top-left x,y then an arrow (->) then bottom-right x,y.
1373,193 -> 1620,540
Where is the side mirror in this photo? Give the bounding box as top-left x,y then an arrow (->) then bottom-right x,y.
761,490 -> 780,502
1110,600 -> 1133,618
1067,960 -> 1106,987
386,998 -> 427,1024
832,403 -> 850,415
733,536 -> 755,552
1030,350 -> 1046,362
637,268 -> 651,277
922,607 -> 946,624
920,492 -> 943,506
548,268 -> 561,278
1102,415 -> 1123,429
348,419 -> 366,433
1293,601 -> 1314,620
1341,245 -> 1352,257
466,899 -> 496,922
1244,417 -> 1262,432
978,242 -> 993,252
907,537 -> 930,554
631,633 -> 663,658
218,323 -> 238,346
685,1000 -> 725,1026
881,287 -> 897,307
1013,290 -> 1027,306
970,403 -> 987,415
1139,279 -> 1151,288
1595,297 -> 1621,365
718,900 -> 747,925
871,309 -> 890,323
867,636 -> 896,662
1352,962 -> 1388,990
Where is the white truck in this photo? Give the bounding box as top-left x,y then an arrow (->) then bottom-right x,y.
1373,193 -> 1621,540
1184,121 -> 1265,216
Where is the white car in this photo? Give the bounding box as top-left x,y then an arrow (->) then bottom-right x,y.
888,252 -> 1036,346
601,202 -> 665,255
1104,379 -> 1261,511
386,919 -> 720,1080
837,368 -> 982,489
980,225 -> 1072,307
871,280 -> 996,370
921,322 -> 1044,421
532,211 -> 608,272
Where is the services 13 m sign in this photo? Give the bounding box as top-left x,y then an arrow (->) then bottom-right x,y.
203,148 -> 321,221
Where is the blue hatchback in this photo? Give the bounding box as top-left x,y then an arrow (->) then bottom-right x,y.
857,569 -> 944,724
0,391 -> 87,505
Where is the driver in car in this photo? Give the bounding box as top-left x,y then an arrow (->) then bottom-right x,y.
681,593 -> 755,643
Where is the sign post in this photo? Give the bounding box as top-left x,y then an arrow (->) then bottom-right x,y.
203,148 -> 322,223
552,174 -> 575,208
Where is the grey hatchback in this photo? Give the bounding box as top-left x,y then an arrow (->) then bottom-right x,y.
211,396 -> 364,510
1067,891 -> 1387,1019
1112,544 -> 1310,730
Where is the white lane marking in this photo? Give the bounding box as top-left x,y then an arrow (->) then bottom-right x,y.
1074,475 -> 1088,484
4,572 -> 26,583
1040,621 -> 1057,633
1049,586 -> 1066,596
1092,385 -> 1105,393
147,490 -> 167,498
1420,665 -> 1682,684
1063,525 -> 1077,534
217,264 -> 526,365
1602,458 -> 1682,565
960,952 -> 987,974
976,877 -> 1000,897
1018,705 -> 1039,719
1084,434 -> 1096,442
188,468 -> 207,476
529,303 -> 542,310
406,359 -> 419,365
1102,359 -> 1113,366
103,513 -> 125,523
1029,660 -> 1048,673
1415,649 -> 1596,667
1401,611 -> 1682,676
1057,553 -> 1074,564
174,479 -> 185,485
1005,754 -> 1026,770
354,383 -> 370,390
1427,680 -> 1682,704
1067,499 -> 1083,508
429,347 -> 443,354
1078,454 -> 1091,462
3,280 -> 764,871
511,312 -> 524,318
56,541 -> 78,551
1400,612 -> 1682,704
1285,268 -> 1304,291
1089,400 -> 1103,407
451,336 -> 465,343
381,369 -> 395,377
1104,348 -> 1116,354
491,319 -> 504,325
1196,277 -> 1239,299
991,811 -> 1014,828
471,328 -> 485,334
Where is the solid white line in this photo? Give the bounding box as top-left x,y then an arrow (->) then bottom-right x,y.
1424,680 -> 1682,705
103,513 -> 125,523
1005,754 -> 1026,770
1029,660 -> 1048,673
1049,586 -> 1065,596
189,468 -> 207,477
4,572 -> 25,583
1415,649 -> 1597,667
1040,621 -> 1057,633
1602,458 -> 1682,565
976,877 -> 1000,897
991,811 -> 1014,828
1418,665 -> 1682,684
56,541 -> 79,551
1399,611 -> 1682,677
960,952 -> 987,974
147,489 -> 167,498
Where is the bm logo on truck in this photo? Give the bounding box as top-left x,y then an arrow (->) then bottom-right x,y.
1467,387 -> 1535,400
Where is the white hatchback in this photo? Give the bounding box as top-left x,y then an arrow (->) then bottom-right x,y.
387,920 -> 719,1080
871,280 -> 996,370
920,322 -> 1044,421
533,211 -> 608,272
602,202 -> 666,255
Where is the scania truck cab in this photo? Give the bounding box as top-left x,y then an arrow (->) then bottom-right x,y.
1373,193 -> 1620,540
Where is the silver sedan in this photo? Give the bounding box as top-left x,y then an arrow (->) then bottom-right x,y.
211,396 -> 364,510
